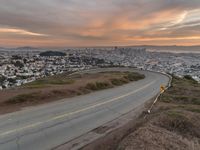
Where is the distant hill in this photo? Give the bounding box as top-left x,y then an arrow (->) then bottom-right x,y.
39,51 -> 66,56
16,46 -> 37,50
0,46 -> 44,51
14,47 -> 45,51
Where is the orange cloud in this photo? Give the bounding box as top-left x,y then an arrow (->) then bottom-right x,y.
126,36 -> 200,42
111,8 -> 187,31
0,0 -> 200,47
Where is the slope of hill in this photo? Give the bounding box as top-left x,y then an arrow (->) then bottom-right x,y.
118,76 -> 200,150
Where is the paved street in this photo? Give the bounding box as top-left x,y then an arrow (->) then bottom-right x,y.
0,68 -> 169,150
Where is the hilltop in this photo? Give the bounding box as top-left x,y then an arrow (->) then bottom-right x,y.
39,51 -> 66,56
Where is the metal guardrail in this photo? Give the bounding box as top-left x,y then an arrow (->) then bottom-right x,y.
147,72 -> 172,114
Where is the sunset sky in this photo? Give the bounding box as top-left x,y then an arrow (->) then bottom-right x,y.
0,0 -> 200,47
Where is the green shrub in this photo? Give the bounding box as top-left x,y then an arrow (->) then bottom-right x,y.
184,75 -> 194,80
124,73 -> 145,81
6,92 -> 41,104
186,108 -> 200,113
110,78 -> 124,86
95,82 -> 111,90
85,83 -> 98,90
191,98 -> 200,105
25,79 -> 75,88
184,75 -> 198,84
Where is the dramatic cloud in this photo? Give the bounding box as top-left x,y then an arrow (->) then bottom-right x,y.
0,0 -> 200,47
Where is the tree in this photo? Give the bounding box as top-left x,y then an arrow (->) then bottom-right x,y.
14,61 -> 24,68
0,76 -> 6,84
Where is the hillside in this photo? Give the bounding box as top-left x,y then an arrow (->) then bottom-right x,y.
118,76 -> 200,150
39,51 -> 66,56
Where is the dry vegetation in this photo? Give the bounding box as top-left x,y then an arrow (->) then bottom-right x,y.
118,76 -> 200,150
0,71 -> 144,114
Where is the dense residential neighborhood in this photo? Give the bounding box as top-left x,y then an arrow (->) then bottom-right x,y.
0,47 -> 200,89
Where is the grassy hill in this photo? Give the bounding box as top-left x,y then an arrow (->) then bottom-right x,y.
118,76 -> 200,150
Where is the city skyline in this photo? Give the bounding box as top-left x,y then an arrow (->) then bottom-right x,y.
0,0 -> 200,47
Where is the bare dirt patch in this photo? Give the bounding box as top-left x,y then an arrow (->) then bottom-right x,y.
118,124 -> 199,150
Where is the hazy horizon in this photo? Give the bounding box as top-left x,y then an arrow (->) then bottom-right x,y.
0,0 -> 200,48
1,45 -> 200,54
1,45 -> 200,49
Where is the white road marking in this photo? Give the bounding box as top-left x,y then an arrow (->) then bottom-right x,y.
0,80 -> 156,137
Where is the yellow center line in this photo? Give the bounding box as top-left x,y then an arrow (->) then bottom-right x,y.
0,80 -> 156,137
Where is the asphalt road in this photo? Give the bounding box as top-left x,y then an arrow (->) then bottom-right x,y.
0,68 -> 170,150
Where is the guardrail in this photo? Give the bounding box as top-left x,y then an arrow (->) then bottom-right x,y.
147,72 -> 172,113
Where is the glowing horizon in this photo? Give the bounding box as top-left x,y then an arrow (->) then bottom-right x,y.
0,0 -> 200,48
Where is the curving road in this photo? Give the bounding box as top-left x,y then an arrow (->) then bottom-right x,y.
0,68 -> 170,150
